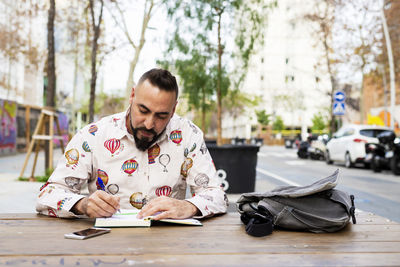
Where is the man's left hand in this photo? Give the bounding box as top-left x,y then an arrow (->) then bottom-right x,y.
137,196 -> 199,220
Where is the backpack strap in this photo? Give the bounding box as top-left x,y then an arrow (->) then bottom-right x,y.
239,203 -> 274,237
350,195 -> 356,224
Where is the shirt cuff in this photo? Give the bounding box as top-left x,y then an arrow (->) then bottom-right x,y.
63,194 -> 86,216
185,196 -> 212,219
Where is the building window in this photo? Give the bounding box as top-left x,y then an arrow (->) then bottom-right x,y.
261,57 -> 264,63
285,58 -> 289,64
315,76 -> 320,83
260,75 -> 264,81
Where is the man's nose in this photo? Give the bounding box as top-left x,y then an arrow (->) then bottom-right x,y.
144,115 -> 155,129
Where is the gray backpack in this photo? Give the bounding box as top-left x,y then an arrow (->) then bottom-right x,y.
237,169 -> 356,237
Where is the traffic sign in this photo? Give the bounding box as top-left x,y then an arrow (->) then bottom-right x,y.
334,91 -> 345,102
333,101 -> 345,116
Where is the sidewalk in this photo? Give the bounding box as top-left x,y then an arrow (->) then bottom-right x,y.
0,149 -> 63,213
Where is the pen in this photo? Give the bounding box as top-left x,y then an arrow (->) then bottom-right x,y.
97,177 -> 120,213
97,177 -> 106,191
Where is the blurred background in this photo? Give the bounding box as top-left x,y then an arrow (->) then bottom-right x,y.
0,0 -> 399,220
0,0 -> 399,155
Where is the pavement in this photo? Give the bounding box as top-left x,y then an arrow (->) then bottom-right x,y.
0,149 -> 242,213
0,149 -> 59,213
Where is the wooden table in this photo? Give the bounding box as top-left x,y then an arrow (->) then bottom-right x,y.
1,211 -> 400,266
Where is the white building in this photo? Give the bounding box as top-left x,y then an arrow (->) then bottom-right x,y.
223,0 -> 332,140
0,0 -> 46,106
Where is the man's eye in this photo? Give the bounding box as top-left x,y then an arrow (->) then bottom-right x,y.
157,114 -> 168,120
139,109 -> 148,114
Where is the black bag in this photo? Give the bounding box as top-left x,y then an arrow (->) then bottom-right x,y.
237,169 -> 356,237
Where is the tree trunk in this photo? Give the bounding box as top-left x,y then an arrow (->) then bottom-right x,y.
124,46 -> 141,103
216,12 -> 223,146
322,23 -> 336,135
88,0 -> 104,123
123,0 -> 154,106
45,0 -> 56,171
89,34 -> 98,123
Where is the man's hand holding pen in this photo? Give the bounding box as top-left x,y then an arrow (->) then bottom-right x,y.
70,177 -> 120,218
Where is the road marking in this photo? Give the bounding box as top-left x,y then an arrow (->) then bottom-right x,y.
256,168 -> 300,186
285,161 -> 305,166
258,152 -> 296,158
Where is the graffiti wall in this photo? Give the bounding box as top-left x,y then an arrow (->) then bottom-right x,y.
0,100 -> 17,155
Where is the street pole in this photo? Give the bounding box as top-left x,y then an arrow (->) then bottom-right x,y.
379,64 -> 388,126
380,6 -> 396,130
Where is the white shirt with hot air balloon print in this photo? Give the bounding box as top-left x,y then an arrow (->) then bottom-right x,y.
36,111 -> 228,218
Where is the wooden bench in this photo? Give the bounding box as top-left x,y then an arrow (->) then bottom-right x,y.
0,210 -> 399,266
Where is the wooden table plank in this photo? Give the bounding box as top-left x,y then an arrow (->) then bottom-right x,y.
0,254 -> 399,267
1,212 -> 400,266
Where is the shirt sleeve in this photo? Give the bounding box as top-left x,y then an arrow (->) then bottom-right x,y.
35,126 -> 95,218
183,124 -> 228,218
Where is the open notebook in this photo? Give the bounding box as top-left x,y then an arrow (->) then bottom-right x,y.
94,209 -> 202,227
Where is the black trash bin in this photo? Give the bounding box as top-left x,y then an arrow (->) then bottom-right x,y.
207,144 -> 260,193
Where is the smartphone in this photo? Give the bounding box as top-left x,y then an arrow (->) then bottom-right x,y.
64,227 -> 111,240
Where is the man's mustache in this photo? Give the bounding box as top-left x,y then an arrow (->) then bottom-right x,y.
135,127 -> 157,136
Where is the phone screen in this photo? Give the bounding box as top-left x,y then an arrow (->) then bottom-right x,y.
73,228 -> 107,236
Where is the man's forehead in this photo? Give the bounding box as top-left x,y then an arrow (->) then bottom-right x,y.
136,80 -> 177,99
134,83 -> 176,114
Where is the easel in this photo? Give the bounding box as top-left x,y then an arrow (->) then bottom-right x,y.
20,107 -> 65,180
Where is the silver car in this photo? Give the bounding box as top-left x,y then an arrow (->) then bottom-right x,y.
325,124 -> 391,168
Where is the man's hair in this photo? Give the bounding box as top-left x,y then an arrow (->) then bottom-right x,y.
137,68 -> 178,100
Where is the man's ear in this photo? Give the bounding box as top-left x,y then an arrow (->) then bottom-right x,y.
129,87 -> 135,103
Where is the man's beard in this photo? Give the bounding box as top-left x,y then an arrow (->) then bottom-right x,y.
132,126 -> 164,151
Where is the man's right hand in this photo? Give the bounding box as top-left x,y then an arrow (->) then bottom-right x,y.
71,191 -> 120,218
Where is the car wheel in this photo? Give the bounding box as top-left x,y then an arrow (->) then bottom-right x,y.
391,154 -> 400,175
325,150 -> 333,164
345,152 -> 353,168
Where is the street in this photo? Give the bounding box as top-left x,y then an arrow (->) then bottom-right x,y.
255,145 -> 400,223
0,145 -> 399,223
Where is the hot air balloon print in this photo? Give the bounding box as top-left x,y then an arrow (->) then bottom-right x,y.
200,142 -> 207,154
65,148 -> 79,166
57,199 -> 66,210
104,138 -> 121,156
65,177 -> 80,188
169,130 -> 182,145
122,159 -> 138,176
107,184 -> 119,195
82,141 -> 91,152
159,154 -> 170,172
155,186 -> 172,197
180,157 -> 193,178
88,124 -> 98,136
96,169 -> 109,189
48,208 -> 57,217
130,192 -> 144,209
190,143 -> 196,152
148,144 -> 160,164
195,173 -> 210,188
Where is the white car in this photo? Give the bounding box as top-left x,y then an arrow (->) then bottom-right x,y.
325,124 -> 391,168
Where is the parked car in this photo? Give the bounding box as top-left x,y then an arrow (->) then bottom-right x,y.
325,124 -> 391,168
